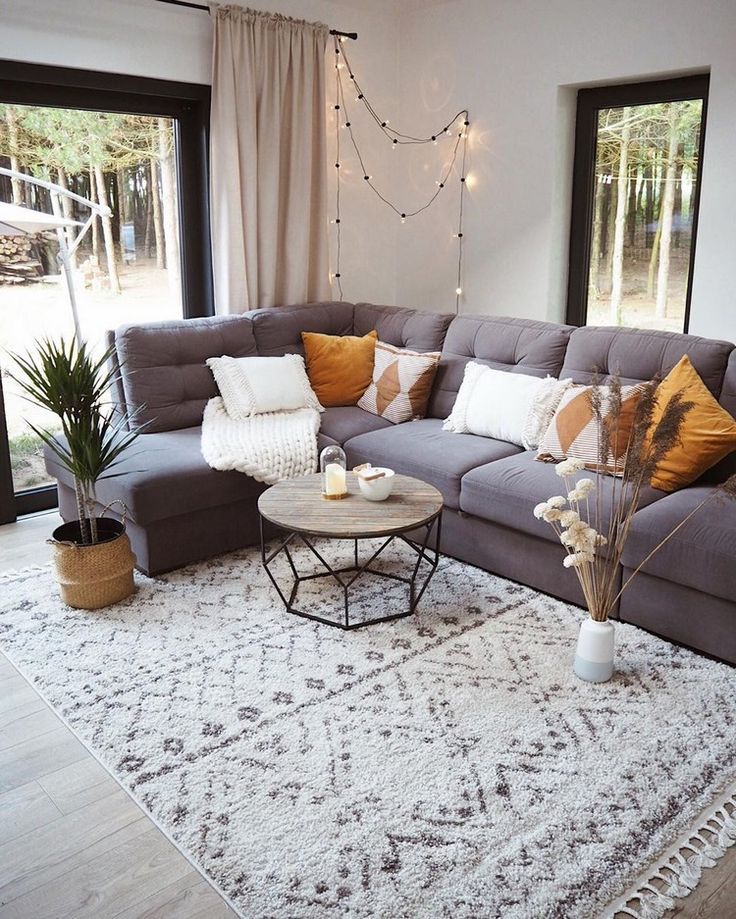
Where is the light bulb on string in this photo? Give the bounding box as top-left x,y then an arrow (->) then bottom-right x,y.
331,40 -> 468,314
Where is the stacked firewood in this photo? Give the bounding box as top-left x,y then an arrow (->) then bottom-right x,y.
0,234 -> 44,284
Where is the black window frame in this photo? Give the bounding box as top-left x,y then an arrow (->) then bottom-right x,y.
565,73 -> 709,331
0,60 -> 213,523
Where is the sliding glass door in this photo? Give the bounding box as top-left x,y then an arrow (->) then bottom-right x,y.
0,63 -> 212,523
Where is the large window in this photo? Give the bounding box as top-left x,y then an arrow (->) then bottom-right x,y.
566,75 -> 708,332
0,62 -> 212,523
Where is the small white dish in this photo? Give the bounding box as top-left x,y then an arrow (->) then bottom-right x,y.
357,467 -> 395,502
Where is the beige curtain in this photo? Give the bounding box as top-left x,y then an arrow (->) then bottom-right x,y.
210,5 -> 331,313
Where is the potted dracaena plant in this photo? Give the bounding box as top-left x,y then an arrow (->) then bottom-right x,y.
533,377 -> 736,682
9,337 -> 142,610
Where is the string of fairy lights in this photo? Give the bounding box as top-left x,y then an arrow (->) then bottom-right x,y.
331,35 -> 471,312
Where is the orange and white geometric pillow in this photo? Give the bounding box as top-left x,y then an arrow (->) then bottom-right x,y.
358,340 -> 441,424
537,383 -> 645,473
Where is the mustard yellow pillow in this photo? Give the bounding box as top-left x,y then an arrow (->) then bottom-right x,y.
301,330 -> 378,407
649,355 -> 736,492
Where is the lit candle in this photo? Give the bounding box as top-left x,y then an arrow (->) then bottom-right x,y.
324,462 -> 346,496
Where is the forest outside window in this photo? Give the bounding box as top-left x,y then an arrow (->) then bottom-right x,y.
566,75 -> 708,332
0,62 -> 211,522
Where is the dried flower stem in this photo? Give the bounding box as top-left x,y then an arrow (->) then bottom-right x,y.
535,376 -> 735,624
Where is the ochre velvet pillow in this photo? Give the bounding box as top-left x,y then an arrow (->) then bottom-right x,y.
301,330 -> 378,407
649,355 -> 736,492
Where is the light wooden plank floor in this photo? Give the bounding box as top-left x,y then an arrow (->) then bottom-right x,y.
0,512 -> 238,919
1,512 -> 735,918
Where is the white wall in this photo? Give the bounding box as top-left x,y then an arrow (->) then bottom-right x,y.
392,0 -> 736,342
0,0 -> 401,306
3,0 -> 736,339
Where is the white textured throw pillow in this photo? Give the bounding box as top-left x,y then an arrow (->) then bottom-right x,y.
206,353 -> 323,420
443,362 -> 571,449
522,375 -> 574,449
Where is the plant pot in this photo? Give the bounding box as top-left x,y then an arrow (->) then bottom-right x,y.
51,518 -> 136,610
574,617 -> 615,683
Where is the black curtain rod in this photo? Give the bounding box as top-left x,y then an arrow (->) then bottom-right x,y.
154,0 -> 357,39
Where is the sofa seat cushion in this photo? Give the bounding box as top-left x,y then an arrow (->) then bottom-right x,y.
319,407 -> 392,446
344,419 -> 522,509
45,427 -> 264,527
460,451 -> 665,545
621,486 -> 736,602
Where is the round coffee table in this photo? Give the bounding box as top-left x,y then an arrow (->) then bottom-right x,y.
258,473 -> 443,629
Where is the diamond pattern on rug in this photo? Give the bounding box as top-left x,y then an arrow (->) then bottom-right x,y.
1,541 -> 736,919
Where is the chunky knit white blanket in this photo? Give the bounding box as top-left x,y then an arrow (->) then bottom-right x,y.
201,397 -> 320,484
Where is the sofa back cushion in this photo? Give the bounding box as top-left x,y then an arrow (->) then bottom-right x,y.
105,329 -> 128,427
428,315 -> 574,419
719,350 -> 736,416
709,349 -> 736,482
560,326 -> 733,396
114,315 -> 258,433
251,301 -> 353,356
353,302 -> 452,352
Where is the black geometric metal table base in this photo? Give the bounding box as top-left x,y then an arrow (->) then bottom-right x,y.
259,514 -> 442,630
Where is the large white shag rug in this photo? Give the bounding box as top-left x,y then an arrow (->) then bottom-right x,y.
1,540 -> 735,919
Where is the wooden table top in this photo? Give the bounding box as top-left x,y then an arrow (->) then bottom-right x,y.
258,473 -> 443,538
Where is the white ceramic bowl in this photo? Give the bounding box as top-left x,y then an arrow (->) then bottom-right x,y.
357,467 -> 395,502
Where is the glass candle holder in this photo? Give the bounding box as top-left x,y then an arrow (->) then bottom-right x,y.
320,445 -> 348,500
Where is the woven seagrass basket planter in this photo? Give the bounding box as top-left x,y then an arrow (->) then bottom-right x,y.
51,518 -> 136,610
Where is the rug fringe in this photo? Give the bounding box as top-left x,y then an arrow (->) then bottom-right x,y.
607,785 -> 736,918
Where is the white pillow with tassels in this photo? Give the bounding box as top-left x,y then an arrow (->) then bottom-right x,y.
206,353 -> 323,419
443,361 -> 572,448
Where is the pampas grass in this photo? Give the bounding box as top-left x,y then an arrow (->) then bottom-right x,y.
535,375 -> 736,622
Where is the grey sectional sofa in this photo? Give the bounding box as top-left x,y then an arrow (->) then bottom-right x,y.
44,301 -> 736,664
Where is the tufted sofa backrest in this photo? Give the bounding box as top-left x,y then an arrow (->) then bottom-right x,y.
250,301 -> 354,356
561,325 -> 736,485
109,301 -> 450,433
428,315 -> 574,419
353,302 -> 452,352
114,315 -> 258,433
708,349 -> 736,482
718,349 -> 736,416
560,326 -> 733,396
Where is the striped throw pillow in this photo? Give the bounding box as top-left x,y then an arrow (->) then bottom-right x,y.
358,340 -> 441,424
537,383 -> 645,473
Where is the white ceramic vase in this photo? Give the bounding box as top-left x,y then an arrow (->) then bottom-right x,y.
574,617 -> 615,683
